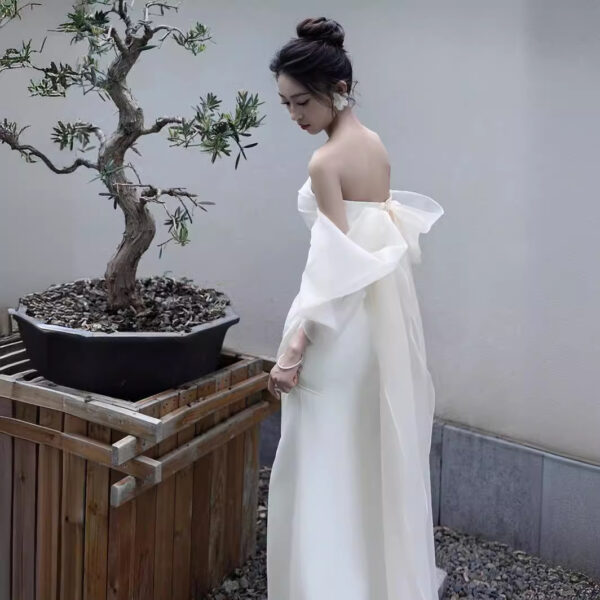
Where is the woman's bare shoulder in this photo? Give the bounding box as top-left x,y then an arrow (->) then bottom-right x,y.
313,127 -> 384,155
310,126 -> 390,175
309,143 -> 342,173
363,127 -> 390,157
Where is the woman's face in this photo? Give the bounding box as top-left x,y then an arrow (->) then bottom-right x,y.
277,72 -> 334,135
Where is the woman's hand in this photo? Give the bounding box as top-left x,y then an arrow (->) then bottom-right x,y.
268,325 -> 311,400
268,350 -> 303,400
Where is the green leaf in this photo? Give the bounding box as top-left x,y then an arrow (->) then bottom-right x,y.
50,120 -> 95,152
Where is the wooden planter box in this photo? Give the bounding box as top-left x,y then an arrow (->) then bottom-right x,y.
0,331 -> 279,600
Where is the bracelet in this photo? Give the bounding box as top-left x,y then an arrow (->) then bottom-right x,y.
276,353 -> 304,370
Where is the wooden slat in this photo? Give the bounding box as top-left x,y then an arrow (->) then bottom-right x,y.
0,358 -> 31,375
172,386 -> 196,600
0,377 -> 161,441
131,403 -> 159,600
0,416 -> 160,483
131,356 -> 258,415
159,371 -> 268,439
244,360 -> 265,407
241,424 -> 260,557
107,430 -> 136,600
36,408 -> 64,600
83,422 -> 111,600
111,435 -> 155,466
13,368 -> 37,380
260,355 -> 276,371
0,335 -> 22,354
189,378 -> 216,599
12,400 -> 38,600
107,499 -> 135,600
60,415 -> 87,600
0,347 -> 27,366
208,369 -> 231,588
41,380 -> 144,411
0,397 -> 13,600
240,361 -> 263,560
161,400 -> 275,482
109,399 -> 276,507
129,389 -> 180,414
224,364 -> 248,572
153,394 -> 178,599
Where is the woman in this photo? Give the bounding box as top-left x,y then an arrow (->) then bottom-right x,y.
266,17 -> 446,599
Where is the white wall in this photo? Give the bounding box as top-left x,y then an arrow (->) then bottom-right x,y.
1,1 -> 598,464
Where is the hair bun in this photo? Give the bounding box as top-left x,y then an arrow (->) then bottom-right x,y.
296,17 -> 345,48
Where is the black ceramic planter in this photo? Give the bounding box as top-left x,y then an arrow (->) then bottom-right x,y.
8,303 -> 240,401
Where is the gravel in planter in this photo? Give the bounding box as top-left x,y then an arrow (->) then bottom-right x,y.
203,466 -> 600,600
18,275 -> 230,333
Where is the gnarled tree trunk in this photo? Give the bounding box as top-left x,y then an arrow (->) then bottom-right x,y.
102,34 -> 156,310
103,185 -> 156,311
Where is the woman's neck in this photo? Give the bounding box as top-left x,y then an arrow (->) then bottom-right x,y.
325,107 -> 361,139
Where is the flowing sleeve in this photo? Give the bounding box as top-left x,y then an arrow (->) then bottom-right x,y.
276,197 -> 440,360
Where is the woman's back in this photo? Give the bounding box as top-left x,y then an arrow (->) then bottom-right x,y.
318,125 -> 391,203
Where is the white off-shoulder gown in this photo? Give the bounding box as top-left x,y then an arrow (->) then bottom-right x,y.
267,176 -> 445,600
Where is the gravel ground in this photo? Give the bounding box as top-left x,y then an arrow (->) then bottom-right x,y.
204,466 -> 600,600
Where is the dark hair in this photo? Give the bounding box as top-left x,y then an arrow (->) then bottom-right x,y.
269,17 -> 357,114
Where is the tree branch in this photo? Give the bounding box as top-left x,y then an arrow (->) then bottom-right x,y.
150,24 -> 184,41
0,1 -> 40,30
91,125 -> 107,155
146,185 -> 198,204
0,38 -> 47,74
109,25 -> 128,55
112,0 -> 132,35
111,182 -> 202,205
144,1 -> 180,23
138,115 -> 183,137
0,125 -> 98,173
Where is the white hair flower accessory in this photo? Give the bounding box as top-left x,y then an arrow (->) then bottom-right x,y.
332,92 -> 349,111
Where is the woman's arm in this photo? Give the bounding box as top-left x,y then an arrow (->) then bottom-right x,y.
308,153 -> 349,234
278,321 -> 311,365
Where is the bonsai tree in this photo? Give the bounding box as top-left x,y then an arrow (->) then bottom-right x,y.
0,0 -> 265,312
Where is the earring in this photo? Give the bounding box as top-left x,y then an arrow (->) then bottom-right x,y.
332,92 -> 349,111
